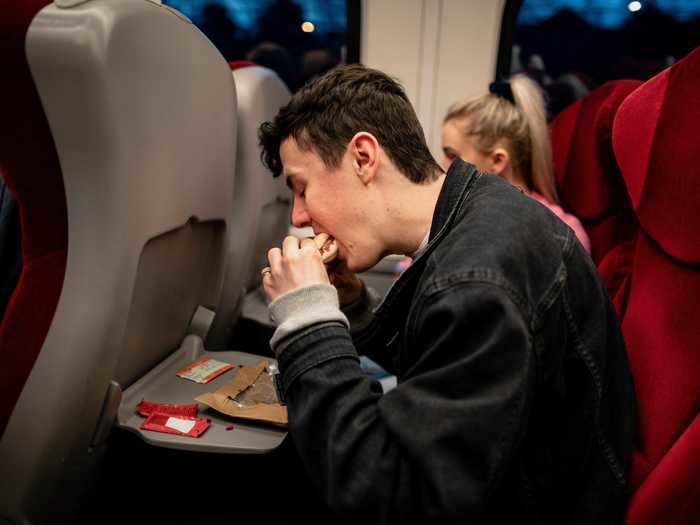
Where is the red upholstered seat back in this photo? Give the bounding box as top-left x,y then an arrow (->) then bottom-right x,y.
550,80 -> 642,263
612,47 -> 700,525
228,60 -> 256,70
0,0 -> 67,437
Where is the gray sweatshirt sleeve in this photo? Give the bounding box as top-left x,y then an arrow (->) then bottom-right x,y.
268,283 -> 349,356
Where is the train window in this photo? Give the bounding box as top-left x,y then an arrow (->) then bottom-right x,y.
500,0 -> 700,119
162,0 -> 361,92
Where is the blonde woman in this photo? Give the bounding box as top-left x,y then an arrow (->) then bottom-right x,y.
442,74 -> 591,253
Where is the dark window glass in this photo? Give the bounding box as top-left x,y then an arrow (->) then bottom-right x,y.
163,0 -> 352,91
511,0 -> 700,118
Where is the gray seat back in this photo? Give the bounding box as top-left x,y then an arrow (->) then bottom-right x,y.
0,1 -> 235,522
207,65 -> 291,349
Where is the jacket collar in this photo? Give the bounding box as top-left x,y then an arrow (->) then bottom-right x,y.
429,158 -> 479,244
371,159 -> 480,319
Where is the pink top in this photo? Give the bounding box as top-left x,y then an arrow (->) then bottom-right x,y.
529,192 -> 592,254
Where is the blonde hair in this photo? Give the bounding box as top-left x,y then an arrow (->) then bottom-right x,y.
444,74 -> 558,203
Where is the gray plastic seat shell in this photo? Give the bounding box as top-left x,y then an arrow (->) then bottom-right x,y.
0,1 -> 239,522
207,66 -> 292,348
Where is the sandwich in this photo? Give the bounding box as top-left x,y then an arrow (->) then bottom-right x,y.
313,233 -> 338,264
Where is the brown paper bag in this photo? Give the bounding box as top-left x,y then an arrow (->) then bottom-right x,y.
195,359 -> 288,427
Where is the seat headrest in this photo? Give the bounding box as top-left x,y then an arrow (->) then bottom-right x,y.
204,63 -> 291,348
229,60 -> 256,70
551,79 -> 642,221
613,47 -> 700,263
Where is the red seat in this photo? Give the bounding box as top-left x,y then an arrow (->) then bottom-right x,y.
228,59 -> 257,70
612,47 -> 700,525
0,0 -> 64,439
550,80 -> 642,264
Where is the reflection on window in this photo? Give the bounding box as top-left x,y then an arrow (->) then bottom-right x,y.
512,0 -> 700,118
163,0 -> 348,91
519,0 -> 700,28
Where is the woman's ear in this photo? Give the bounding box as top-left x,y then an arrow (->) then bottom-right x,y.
489,147 -> 510,176
350,132 -> 379,184
490,146 -> 527,189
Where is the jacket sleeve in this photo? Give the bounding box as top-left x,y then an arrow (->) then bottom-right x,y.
276,281 -> 535,524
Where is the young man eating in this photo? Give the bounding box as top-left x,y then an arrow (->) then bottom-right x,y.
258,64 -> 635,524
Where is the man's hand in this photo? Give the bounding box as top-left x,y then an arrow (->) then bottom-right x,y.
262,236 -> 364,306
262,236 -> 330,303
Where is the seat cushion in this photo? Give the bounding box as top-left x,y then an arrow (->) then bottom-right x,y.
621,235 -> 700,472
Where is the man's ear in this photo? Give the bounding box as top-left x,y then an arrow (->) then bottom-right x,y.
489,147 -> 510,176
350,132 -> 379,184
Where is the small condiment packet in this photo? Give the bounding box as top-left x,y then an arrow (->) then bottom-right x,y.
136,400 -> 198,418
141,413 -> 210,438
176,358 -> 234,384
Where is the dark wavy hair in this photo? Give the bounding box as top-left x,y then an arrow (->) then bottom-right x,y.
258,64 -> 441,183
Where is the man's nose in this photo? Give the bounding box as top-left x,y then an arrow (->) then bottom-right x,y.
291,197 -> 311,228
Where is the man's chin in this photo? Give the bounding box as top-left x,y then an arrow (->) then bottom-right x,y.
346,257 -> 380,275
342,258 -> 360,274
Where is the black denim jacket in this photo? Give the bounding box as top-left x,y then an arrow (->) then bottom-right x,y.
277,159 -> 636,524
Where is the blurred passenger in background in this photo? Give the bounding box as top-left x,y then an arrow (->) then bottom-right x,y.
257,0 -> 306,58
442,74 -> 591,253
300,48 -> 339,86
247,41 -> 299,91
198,3 -> 244,61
